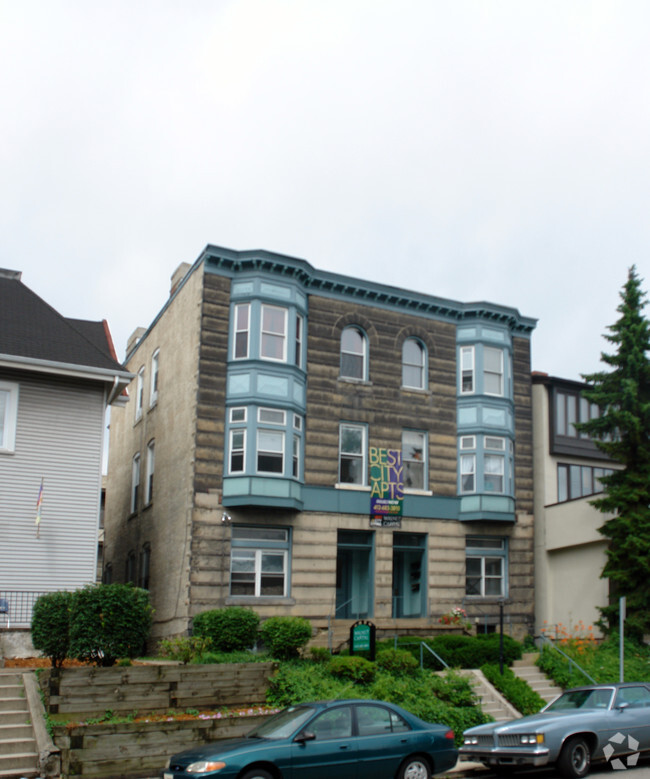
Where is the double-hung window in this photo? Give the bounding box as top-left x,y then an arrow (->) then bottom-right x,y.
339,423 -> 367,485
340,327 -> 367,380
466,537 -> 506,597
135,367 -> 145,421
402,339 -> 425,390
295,314 -> 304,368
459,436 -> 476,493
150,350 -> 160,406
230,526 -> 289,597
233,303 -> 250,359
131,454 -> 140,513
484,347 -> 504,396
145,440 -> 155,504
260,305 -> 287,361
483,436 -> 505,493
460,346 -> 474,394
256,408 -> 286,475
0,381 -> 18,453
402,430 -> 426,490
139,544 -> 151,589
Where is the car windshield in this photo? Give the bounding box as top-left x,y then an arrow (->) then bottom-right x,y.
246,705 -> 316,740
545,688 -> 614,711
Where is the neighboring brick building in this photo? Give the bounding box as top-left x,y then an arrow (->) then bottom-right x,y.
104,245 -> 537,647
532,373 -> 617,638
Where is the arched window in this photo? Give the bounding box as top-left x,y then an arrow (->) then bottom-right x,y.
340,327 -> 367,380
402,339 -> 426,389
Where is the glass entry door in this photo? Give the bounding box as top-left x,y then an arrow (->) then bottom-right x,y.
335,531 -> 373,619
392,533 -> 426,618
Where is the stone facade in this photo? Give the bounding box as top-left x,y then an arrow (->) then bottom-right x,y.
103,245 -> 537,647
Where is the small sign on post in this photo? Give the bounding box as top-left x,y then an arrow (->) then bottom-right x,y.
350,620 -> 376,661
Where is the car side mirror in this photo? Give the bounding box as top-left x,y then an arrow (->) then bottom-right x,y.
295,730 -> 316,743
616,702 -> 630,711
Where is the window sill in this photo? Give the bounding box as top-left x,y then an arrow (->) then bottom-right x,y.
400,386 -> 431,395
335,483 -> 370,491
403,488 -> 432,496
0,449 -> 15,456
226,596 -> 296,607
337,377 -> 372,386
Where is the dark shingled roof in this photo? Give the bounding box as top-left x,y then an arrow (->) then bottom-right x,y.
0,271 -> 126,374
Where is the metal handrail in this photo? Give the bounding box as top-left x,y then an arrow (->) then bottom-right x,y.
537,634 -> 597,684
392,636 -> 450,669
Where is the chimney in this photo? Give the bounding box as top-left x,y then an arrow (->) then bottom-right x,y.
126,327 -> 147,357
170,263 -> 192,296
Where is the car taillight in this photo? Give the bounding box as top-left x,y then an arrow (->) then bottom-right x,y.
445,730 -> 455,740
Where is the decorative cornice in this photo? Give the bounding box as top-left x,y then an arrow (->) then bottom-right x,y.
200,245 -> 537,335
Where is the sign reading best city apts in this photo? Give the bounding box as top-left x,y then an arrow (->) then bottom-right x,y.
369,447 -> 403,524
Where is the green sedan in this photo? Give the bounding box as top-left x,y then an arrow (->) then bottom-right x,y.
162,698 -> 458,779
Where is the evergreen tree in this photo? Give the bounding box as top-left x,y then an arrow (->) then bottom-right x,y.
578,266 -> 650,638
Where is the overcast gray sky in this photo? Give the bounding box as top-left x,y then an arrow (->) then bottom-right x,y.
2,1 -> 650,381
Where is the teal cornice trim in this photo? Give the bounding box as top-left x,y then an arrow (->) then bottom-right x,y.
223,476 -> 303,510
223,495 -> 303,510
301,485 -> 460,519
457,512 -> 516,523
200,245 -> 537,335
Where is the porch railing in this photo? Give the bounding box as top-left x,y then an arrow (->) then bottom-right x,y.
0,591 -> 49,629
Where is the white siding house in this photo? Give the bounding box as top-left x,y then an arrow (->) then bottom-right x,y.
0,269 -> 131,650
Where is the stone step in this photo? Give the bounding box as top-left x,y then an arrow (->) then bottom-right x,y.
0,710 -> 30,726
0,751 -> 39,777
0,736 -> 37,756
0,723 -> 35,740
0,698 -> 28,713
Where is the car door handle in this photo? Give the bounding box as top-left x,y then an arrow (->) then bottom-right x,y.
339,745 -> 349,750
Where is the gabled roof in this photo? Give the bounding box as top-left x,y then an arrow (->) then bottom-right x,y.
0,270 -> 132,401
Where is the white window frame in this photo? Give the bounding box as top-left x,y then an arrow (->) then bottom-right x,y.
230,407 -> 247,423
256,429 -> 285,475
229,428 -> 246,474
260,304 -> 288,362
460,453 -> 476,493
402,430 -> 427,490
338,423 -> 367,486
465,537 -> 506,597
292,434 -> 300,479
131,454 -> 141,513
233,303 -> 250,360
402,338 -> 426,390
484,346 -> 504,396
460,346 -> 475,394
0,381 -> 19,453
230,526 -> 289,597
145,440 -> 155,504
150,350 -> 160,406
295,313 -> 304,368
484,453 -> 505,493
135,366 -> 145,421
340,326 -> 367,381
258,407 -> 286,425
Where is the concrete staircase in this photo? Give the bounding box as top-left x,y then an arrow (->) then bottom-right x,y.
512,651 -> 563,704
0,670 -> 39,779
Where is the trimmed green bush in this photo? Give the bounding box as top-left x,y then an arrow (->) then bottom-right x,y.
31,591 -> 74,668
376,648 -> 418,676
328,655 -> 376,684
159,635 -> 212,665
259,616 -> 312,660
481,664 -> 546,715
68,584 -> 152,666
192,606 -> 260,653
379,633 -> 523,670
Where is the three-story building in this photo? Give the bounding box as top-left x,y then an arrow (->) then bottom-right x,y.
104,245 -> 537,646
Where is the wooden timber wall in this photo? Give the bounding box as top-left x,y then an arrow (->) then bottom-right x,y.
40,663 -> 276,717
53,714 -> 269,779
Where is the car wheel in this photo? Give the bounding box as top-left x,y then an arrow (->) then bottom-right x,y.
557,736 -> 591,779
240,769 -> 274,779
397,754 -> 431,779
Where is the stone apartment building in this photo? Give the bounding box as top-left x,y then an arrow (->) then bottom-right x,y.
104,245 -> 537,647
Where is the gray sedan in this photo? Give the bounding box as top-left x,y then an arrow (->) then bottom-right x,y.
459,683 -> 650,779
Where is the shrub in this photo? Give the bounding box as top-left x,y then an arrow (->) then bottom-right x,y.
309,647 -> 332,664
192,607 -> 260,653
481,664 -> 546,715
68,584 -> 152,666
376,648 -> 418,676
327,655 -> 376,684
31,591 -> 74,668
415,634 -> 523,670
259,616 -> 312,660
267,661 -> 351,707
159,635 -> 212,664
